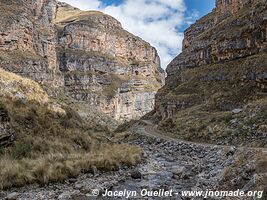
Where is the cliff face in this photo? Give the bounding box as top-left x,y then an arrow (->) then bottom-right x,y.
155,0 -> 267,146
0,0 -> 62,86
55,3 -> 164,121
0,0 -> 164,121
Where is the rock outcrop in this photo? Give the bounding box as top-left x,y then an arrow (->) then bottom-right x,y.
0,0 -> 62,86
55,3 -> 164,121
0,0 -> 164,122
154,0 -> 267,146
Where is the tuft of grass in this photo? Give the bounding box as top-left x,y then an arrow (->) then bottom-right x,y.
0,68 -> 49,103
0,144 -> 142,189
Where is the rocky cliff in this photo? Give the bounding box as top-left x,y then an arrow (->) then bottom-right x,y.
55,2 -> 164,121
0,0 -> 164,122
0,0 -> 62,86
154,0 -> 267,146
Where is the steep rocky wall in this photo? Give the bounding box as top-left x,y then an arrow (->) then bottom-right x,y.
55,3 -> 164,121
154,0 -> 267,146
0,0 -> 63,86
0,0 -> 164,121
168,0 -> 266,79
215,0 -> 254,22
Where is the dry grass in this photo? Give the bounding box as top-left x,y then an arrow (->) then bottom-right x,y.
0,144 -> 142,189
220,149 -> 267,198
0,95 -> 142,189
54,4 -> 105,24
0,68 -> 49,103
158,53 -> 267,147
0,50 -> 42,63
0,69 -> 143,189
57,48 -> 130,67
102,74 -> 131,97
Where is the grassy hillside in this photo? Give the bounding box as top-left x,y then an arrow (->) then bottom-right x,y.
0,69 -> 142,189
157,53 -> 267,147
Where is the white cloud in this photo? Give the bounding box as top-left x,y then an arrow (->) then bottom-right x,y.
59,0 -> 194,69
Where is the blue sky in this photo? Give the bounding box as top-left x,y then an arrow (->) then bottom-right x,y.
60,0 -> 216,68
101,0 -> 215,29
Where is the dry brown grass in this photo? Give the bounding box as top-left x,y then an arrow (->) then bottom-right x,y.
220,150 -> 267,198
0,97 -> 143,189
0,144 -> 142,189
0,69 -> 143,189
0,68 -> 49,103
158,53 -> 267,147
54,4 -> 105,24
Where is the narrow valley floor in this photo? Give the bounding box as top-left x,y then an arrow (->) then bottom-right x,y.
1,122 -> 266,200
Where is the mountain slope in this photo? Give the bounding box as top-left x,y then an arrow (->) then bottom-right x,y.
154,0 -> 267,147
0,68 -> 142,189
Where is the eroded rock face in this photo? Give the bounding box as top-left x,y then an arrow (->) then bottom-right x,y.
0,0 -> 164,121
154,0 -> 267,146
0,0 -> 63,86
168,0 -> 266,79
55,3 -> 164,121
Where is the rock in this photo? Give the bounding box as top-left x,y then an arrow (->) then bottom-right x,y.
232,109 -> 242,114
258,124 -> 267,133
153,0 -> 266,146
171,166 -> 188,179
130,170 -> 142,179
58,192 -> 73,200
6,192 -> 18,200
54,3 -> 165,122
0,0 -> 165,122
0,107 -> 15,147
68,178 -> 77,184
225,147 -> 236,156
74,183 -> 83,190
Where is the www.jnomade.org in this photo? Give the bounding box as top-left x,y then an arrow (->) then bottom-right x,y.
93,189 -> 264,199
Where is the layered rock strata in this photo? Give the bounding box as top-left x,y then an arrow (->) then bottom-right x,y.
0,0 -> 164,121
55,3 -> 165,121
154,0 -> 267,146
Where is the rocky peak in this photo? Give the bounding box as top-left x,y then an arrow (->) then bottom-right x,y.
55,2 -> 122,29
55,3 -> 160,64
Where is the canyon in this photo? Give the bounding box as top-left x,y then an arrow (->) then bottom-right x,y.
0,0 -> 267,199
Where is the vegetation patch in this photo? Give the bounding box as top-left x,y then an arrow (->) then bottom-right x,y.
102,74 -> 131,97
0,50 -> 43,64
0,69 -> 143,189
158,53 -> 267,147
